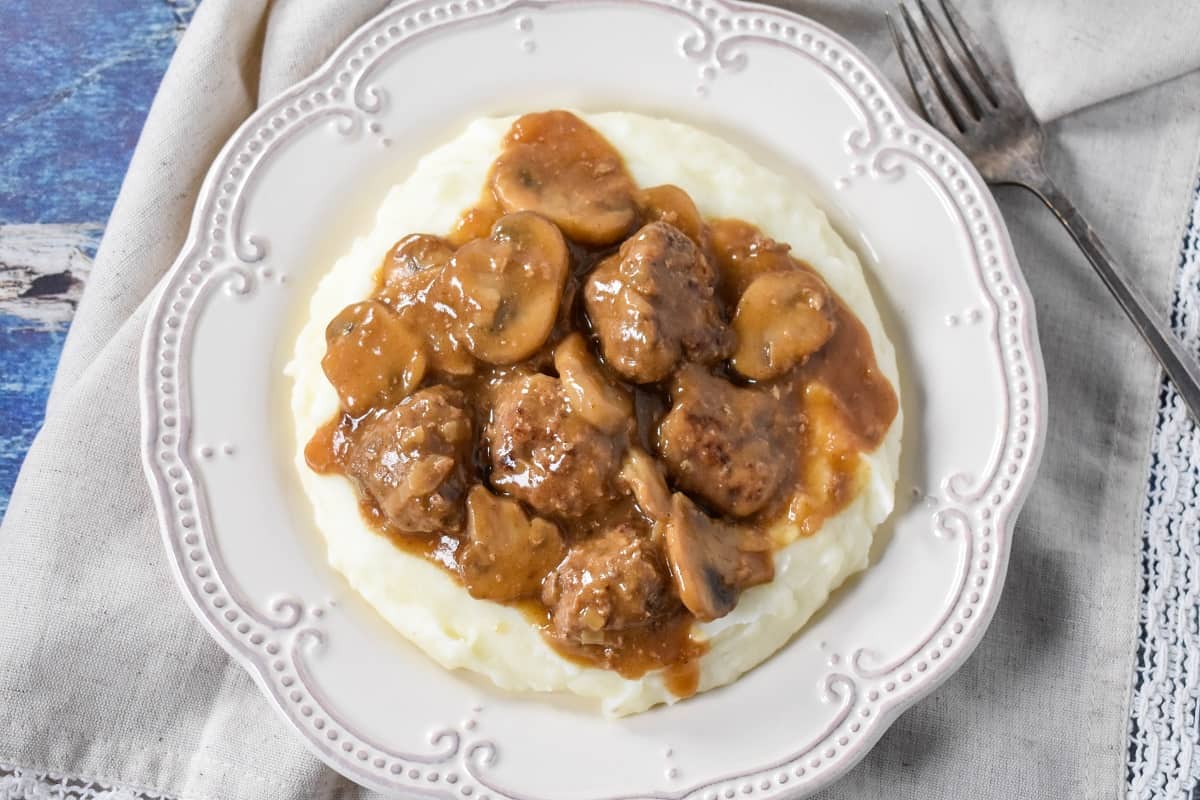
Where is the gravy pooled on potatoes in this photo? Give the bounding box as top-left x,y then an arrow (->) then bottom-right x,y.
305,111 -> 897,690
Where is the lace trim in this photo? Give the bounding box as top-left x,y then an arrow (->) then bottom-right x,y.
1126,175 -> 1200,798
0,762 -> 178,800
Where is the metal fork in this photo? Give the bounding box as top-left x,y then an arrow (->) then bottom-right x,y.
888,0 -> 1200,421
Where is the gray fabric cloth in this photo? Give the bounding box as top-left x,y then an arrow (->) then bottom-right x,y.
2,1 -> 1199,798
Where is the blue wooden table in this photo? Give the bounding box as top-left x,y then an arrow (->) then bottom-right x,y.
0,1 -> 197,518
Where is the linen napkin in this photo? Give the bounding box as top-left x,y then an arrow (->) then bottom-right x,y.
3,1 -> 1200,798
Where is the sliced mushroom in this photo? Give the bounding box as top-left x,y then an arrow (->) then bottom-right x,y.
554,333 -> 632,433
379,234 -> 454,309
422,326 -> 477,376
636,184 -> 707,247
618,447 -> 672,522
460,486 -> 566,602
662,494 -> 774,622
378,234 -> 475,376
491,111 -> 637,245
322,300 -> 428,416
731,270 -> 837,380
445,211 -> 569,364
708,219 -> 799,306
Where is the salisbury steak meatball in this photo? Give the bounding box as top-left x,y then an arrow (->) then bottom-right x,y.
657,365 -> 794,518
485,372 -> 620,518
584,222 -> 732,384
345,386 -> 472,533
543,524 -> 669,645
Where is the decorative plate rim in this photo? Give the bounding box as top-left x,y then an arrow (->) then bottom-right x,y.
139,1 -> 1048,797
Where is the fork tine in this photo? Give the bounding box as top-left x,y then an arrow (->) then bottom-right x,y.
898,4 -> 972,130
886,11 -> 959,134
936,0 -> 1017,106
914,0 -> 991,114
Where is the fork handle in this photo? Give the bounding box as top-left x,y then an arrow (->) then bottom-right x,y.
1021,173 -> 1200,420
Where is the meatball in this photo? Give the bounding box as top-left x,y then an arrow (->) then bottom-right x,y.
484,372 -> 621,518
584,222 -> 733,384
657,365 -> 794,518
322,300 -> 427,416
542,524 -> 669,645
345,386 -> 473,533
378,233 -> 453,310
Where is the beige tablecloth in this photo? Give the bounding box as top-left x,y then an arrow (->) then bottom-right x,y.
3,1 -> 1200,798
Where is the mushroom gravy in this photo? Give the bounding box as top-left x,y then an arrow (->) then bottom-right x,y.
305,111 -> 897,691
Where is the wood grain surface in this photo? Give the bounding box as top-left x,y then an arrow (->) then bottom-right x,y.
0,1 -> 196,517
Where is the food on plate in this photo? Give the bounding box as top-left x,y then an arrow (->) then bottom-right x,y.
484,370 -> 622,519
288,110 -> 901,716
341,386 -> 472,534
444,211 -> 569,364
584,221 -> 733,384
490,111 -> 638,245
657,364 -> 795,519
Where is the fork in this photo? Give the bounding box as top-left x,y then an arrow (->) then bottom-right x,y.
888,0 -> 1200,421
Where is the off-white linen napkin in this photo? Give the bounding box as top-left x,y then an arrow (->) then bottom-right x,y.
3,1 -> 1200,798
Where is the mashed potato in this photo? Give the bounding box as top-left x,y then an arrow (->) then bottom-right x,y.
286,113 -> 902,716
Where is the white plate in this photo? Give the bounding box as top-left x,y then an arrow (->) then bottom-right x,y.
140,1 -> 1047,797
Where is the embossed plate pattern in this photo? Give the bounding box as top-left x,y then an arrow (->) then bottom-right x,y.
139,1 -> 1046,797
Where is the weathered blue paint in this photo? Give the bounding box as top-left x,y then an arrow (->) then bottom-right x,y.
0,314 -> 68,517
0,2 -> 196,518
0,2 -> 195,224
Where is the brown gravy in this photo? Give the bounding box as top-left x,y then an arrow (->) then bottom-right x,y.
305,111 -> 897,693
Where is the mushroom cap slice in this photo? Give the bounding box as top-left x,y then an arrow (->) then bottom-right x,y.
662,494 -> 774,622
379,234 -> 476,376
446,211 -> 569,365
636,184 -> 707,247
708,219 -> 799,306
618,447 -> 672,523
731,270 -> 837,380
491,111 -> 637,246
379,234 -> 454,310
554,332 -> 633,434
322,299 -> 428,416
460,486 -> 566,602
